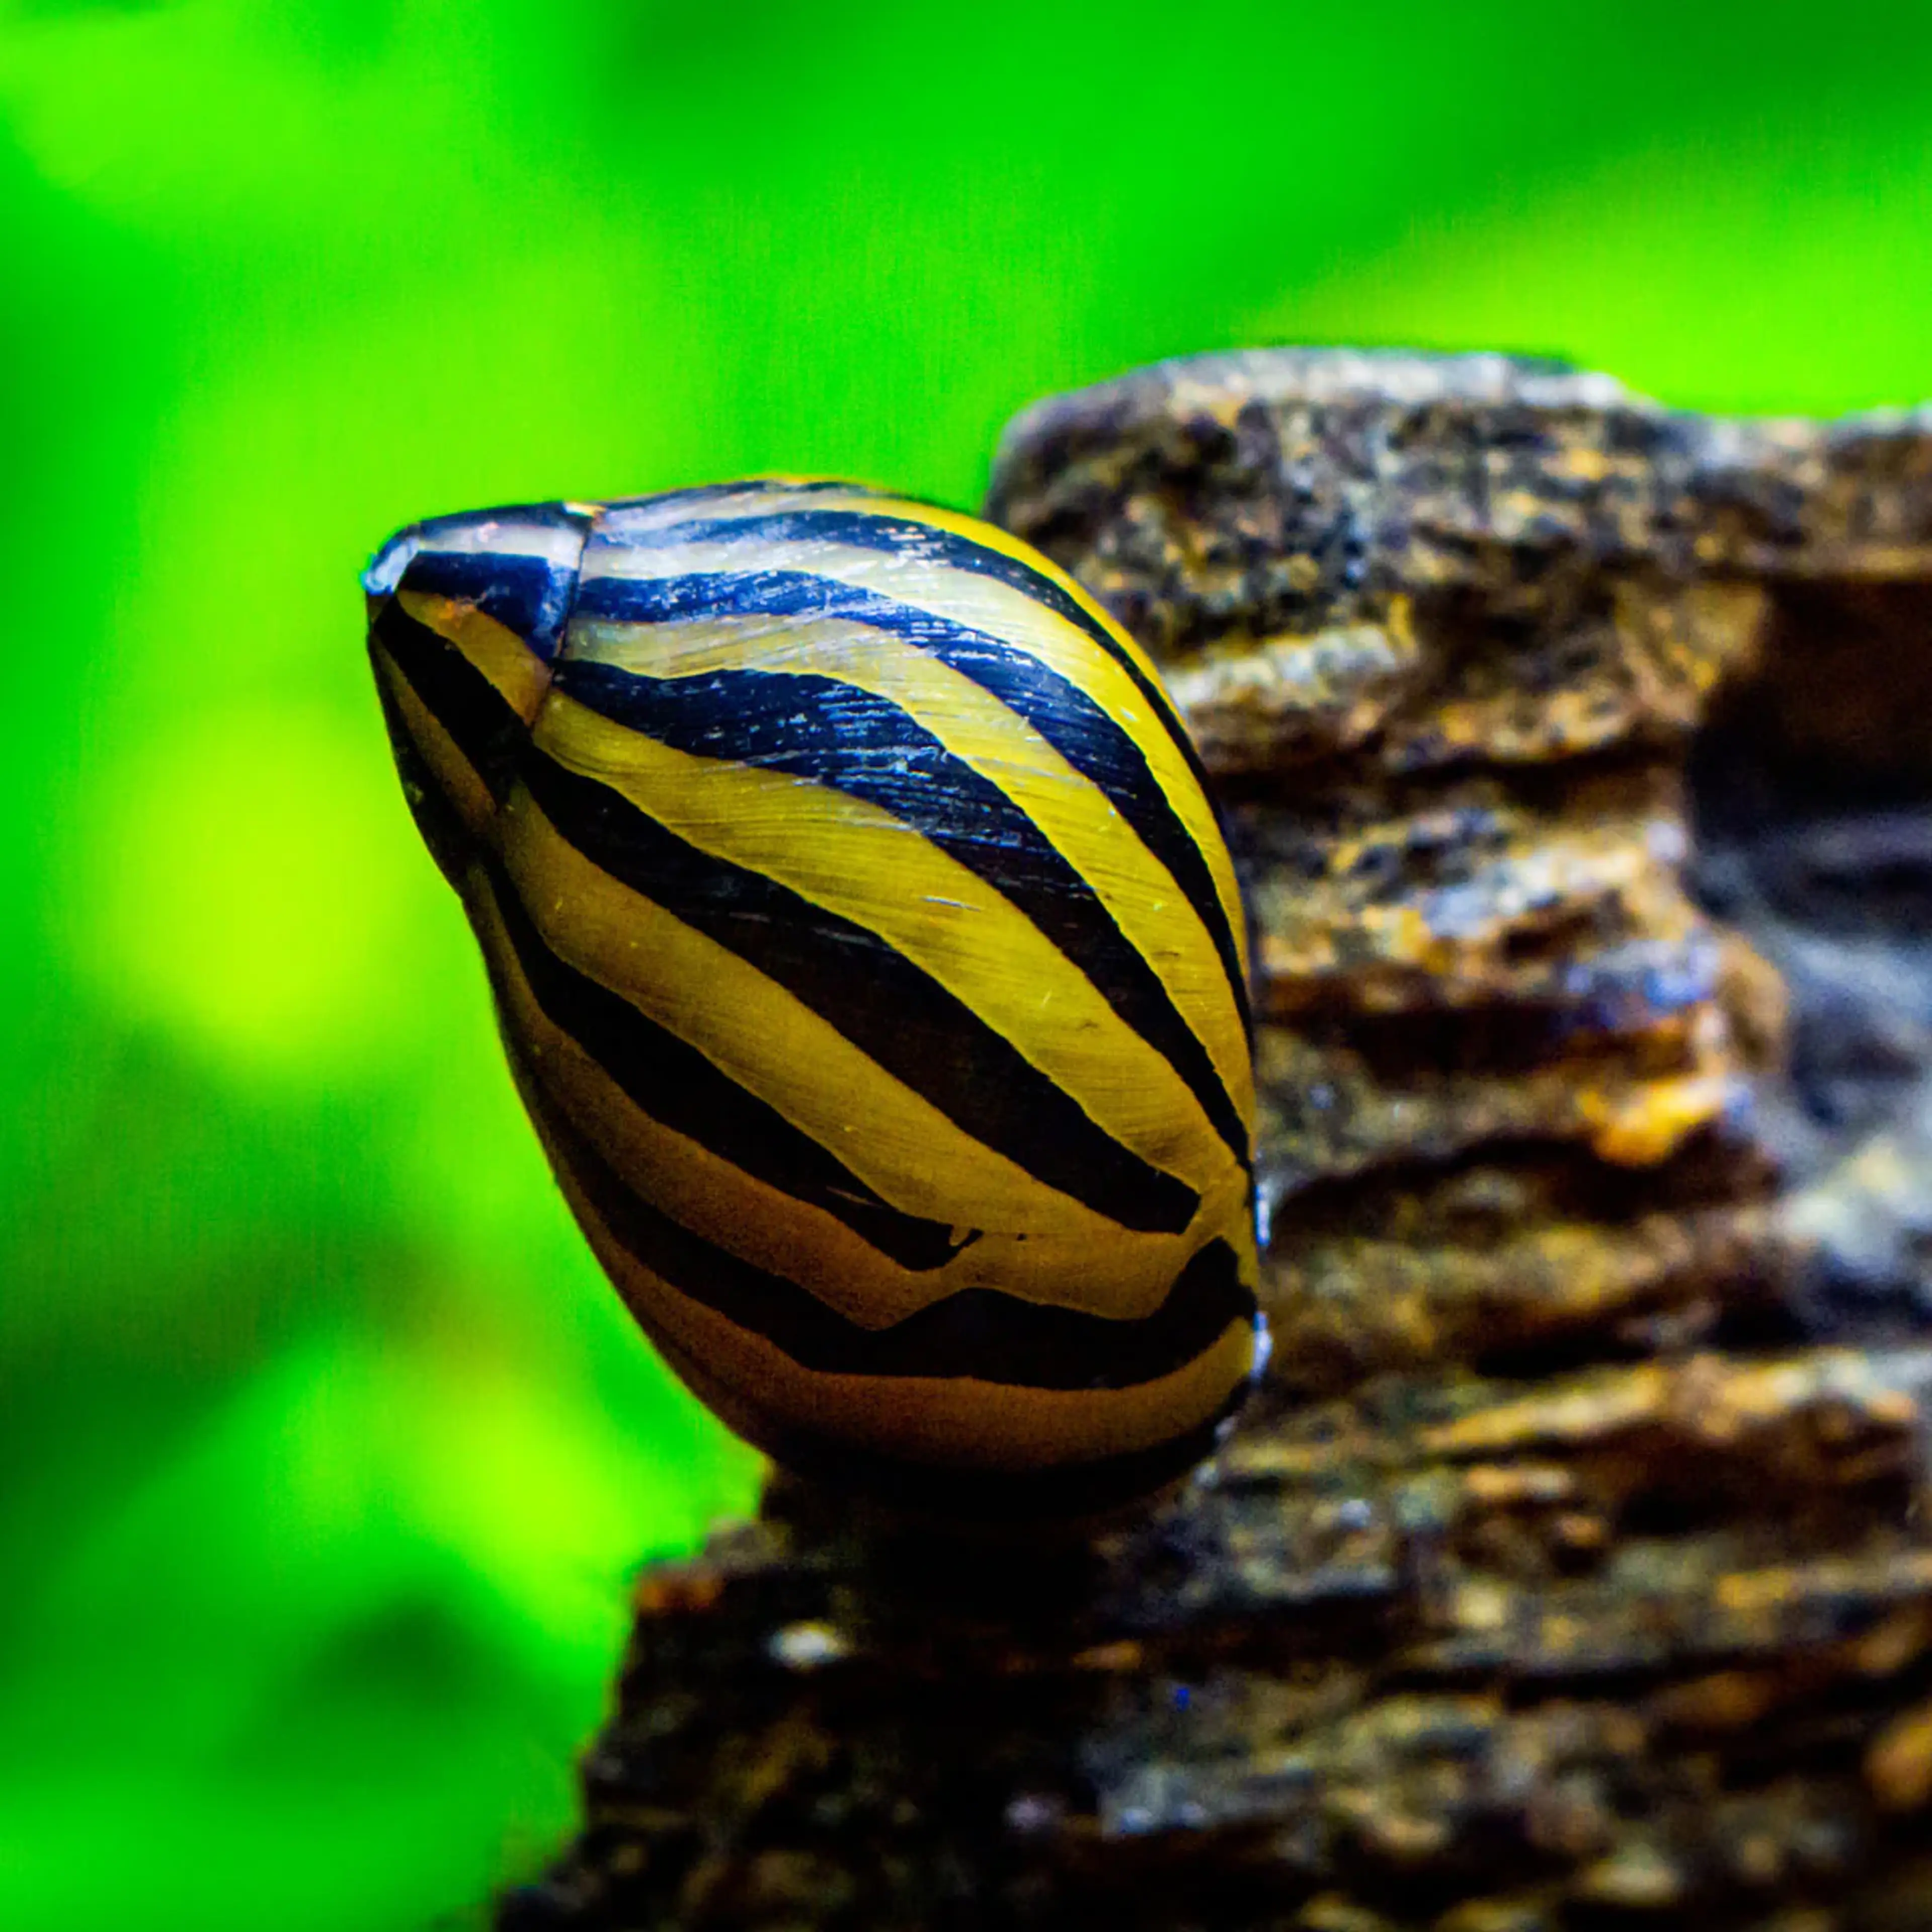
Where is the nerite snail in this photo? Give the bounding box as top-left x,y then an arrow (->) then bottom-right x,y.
363,480 -> 1265,1516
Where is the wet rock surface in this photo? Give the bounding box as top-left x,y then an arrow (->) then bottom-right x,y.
508,353 -> 1932,1929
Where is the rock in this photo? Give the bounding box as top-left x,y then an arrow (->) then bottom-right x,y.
992,348 -> 1932,1359
514,1347 -> 1932,1928
510,354 -> 1932,1929
985,350 -> 1705,656
993,353 -> 1803,1389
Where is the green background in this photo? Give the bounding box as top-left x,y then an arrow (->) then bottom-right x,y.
2,3 -> 1926,1925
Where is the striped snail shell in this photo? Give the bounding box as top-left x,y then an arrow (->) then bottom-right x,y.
362,480 -> 1264,1516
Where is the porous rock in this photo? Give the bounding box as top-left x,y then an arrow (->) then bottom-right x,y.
506,353 -> 1932,1930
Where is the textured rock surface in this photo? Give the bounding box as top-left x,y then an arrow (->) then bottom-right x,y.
984,348 -> 1931,656
507,1353 -> 1932,1930
506,353 -> 1932,1929
991,352 -> 1805,1392
992,349 -> 1932,1373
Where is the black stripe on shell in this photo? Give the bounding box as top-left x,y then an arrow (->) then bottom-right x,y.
370,596 -> 527,806
543,1071 -> 1253,1388
618,504 -> 1219,794
474,857 -> 970,1274
554,657 -> 1251,1171
368,653 -> 479,886
397,549 -> 580,662
520,747 -> 1202,1237
570,569 -> 1252,1036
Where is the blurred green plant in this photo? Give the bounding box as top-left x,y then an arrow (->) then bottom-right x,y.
1,2 -> 1926,1925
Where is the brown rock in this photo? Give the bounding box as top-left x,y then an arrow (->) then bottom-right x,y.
506,355 -> 1932,1930
507,1345 -> 1932,1929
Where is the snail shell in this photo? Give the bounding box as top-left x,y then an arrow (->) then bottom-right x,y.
363,480 -> 1263,1515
